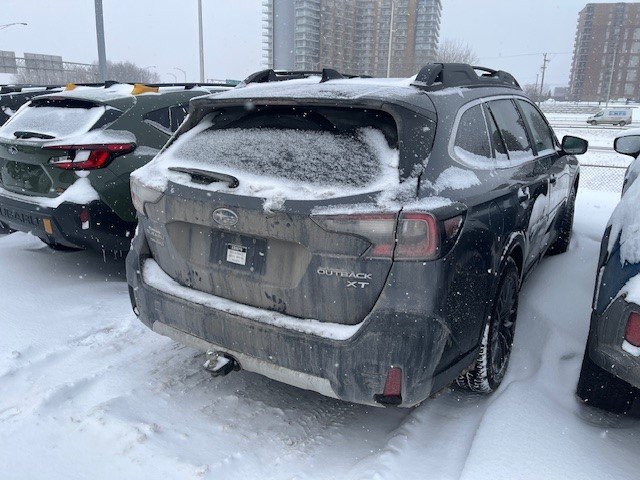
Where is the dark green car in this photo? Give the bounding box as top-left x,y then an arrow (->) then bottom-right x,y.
0,82 -> 232,250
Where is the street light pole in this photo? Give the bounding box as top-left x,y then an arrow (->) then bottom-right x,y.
174,67 -> 187,82
386,0 -> 395,78
94,0 -> 108,82
0,22 -> 27,31
198,0 -> 205,82
605,33 -> 619,107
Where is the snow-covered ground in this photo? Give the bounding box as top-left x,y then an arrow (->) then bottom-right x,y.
2,123 -> 640,479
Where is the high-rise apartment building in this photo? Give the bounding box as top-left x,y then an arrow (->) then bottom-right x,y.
569,2 -> 640,102
262,0 -> 442,77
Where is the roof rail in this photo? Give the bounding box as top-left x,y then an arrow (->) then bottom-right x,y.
241,68 -> 360,86
0,81 -> 236,95
411,63 -> 521,91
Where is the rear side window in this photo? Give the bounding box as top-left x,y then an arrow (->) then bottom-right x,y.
483,104 -> 509,161
487,99 -> 532,161
517,100 -> 556,155
144,104 -> 189,135
0,99 -> 106,140
453,105 -> 492,164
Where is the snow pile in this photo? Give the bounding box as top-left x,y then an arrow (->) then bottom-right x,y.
428,166 -> 481,194
43,128 -> 137,148
143,259 -> 362,341
0,105 -> 106,140
133,120 -> 401,203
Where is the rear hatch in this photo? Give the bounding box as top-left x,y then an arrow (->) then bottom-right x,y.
0,96 -> 127,198
138,104 -> 434,325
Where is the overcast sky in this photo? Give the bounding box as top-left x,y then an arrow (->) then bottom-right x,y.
1,0 -> 637,87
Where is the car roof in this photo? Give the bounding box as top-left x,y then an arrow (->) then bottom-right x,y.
30,83 -> 233,105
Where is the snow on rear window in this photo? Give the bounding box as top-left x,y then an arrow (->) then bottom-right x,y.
0,105 -> 105,140
135,117 -> 400,202
170,127 -> 381,188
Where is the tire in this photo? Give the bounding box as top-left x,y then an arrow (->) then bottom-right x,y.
546,183 -> 577,256
619,121 -> 627,127
576,348 -> 638,415
589,121 -> 597,126
456,257 -> 520,393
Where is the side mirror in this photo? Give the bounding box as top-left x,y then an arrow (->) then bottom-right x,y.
615,135 -> 640,158
562,135 -> 588,155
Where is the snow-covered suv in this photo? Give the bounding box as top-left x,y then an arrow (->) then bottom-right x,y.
126,64 -> 587,407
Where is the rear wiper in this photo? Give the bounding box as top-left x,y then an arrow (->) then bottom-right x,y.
168,167 -> 239,188
13,131 -> 55,140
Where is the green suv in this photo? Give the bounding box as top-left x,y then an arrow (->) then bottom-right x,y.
0,82 -> 232,250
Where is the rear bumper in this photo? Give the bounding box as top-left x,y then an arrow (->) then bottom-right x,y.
0,193 -> 136,251
126,228 -> 476,407
585,296 -> 640,389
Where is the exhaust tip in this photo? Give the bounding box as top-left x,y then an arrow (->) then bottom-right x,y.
203,350 -> 241,377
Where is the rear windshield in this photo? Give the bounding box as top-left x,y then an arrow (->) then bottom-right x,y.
141,106 -> 403,201
169,126 -> 385,189
0,100 -> 106,140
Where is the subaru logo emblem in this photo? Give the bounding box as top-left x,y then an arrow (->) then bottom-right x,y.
213,208 -> 238,227
8,146 -> 18,155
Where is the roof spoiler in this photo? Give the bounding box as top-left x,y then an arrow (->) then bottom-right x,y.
411,63 -> 521,91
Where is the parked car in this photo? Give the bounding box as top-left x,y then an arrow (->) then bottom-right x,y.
0,81 -> 233,250
0,85 -> 67,126
587,108 -> 632,126
127,64 -> 587,407
577,131 -> 640,415
619,129 -> 640,196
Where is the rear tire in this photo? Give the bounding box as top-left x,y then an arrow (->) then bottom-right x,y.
546,183 -> 577,256
576,348 -> 638,415
456,257 -> 520,393
619,121 -> 627,127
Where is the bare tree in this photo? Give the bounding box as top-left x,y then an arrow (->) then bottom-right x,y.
104,61 -> 160,84
434,39 -> 479,65
523,83 -> 551,103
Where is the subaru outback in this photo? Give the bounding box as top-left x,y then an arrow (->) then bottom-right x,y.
127,64 -> 588,407
0,81 -> 233,249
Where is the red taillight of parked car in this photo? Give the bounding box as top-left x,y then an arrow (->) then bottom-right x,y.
624,311 -> 640,347
45,143 -> 136,170
312,211 -> 464,260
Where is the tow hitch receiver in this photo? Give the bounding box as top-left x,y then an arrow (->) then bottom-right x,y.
203,350 -> 240,377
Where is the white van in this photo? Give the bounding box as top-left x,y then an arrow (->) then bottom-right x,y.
587,108 -> 632,126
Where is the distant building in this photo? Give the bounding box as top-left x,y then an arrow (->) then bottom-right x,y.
569,3 -> 640,102
262,0 -> 442,77
553,86 -> 569,101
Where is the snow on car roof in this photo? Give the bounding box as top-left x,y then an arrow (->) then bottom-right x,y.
213,75 -> 421,102
35,83 -> 217,103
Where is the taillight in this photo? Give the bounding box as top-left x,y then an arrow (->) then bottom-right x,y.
395,212 -> 440,260
312,213 -> 397,258
44,142 -> 136,170
312,210 -> 464,261
624,312 -> 640,347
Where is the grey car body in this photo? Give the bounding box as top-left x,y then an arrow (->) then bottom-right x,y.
127,66 -> 583,407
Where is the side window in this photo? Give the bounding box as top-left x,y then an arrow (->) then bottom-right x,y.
517,100 -> 556,155
487,99 -> 532,161
483,104 -> 509,161
453,104 -> 492,164
144,103 -> 189,135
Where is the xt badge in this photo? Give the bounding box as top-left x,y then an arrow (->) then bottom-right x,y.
317,267 -> 372,289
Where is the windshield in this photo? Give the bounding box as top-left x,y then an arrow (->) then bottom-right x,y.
0,103 -> 106,140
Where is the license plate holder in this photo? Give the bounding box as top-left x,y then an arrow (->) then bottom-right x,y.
211,232 -> 267,274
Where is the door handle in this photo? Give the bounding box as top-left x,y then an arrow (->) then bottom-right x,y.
518,187 -> 531,204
